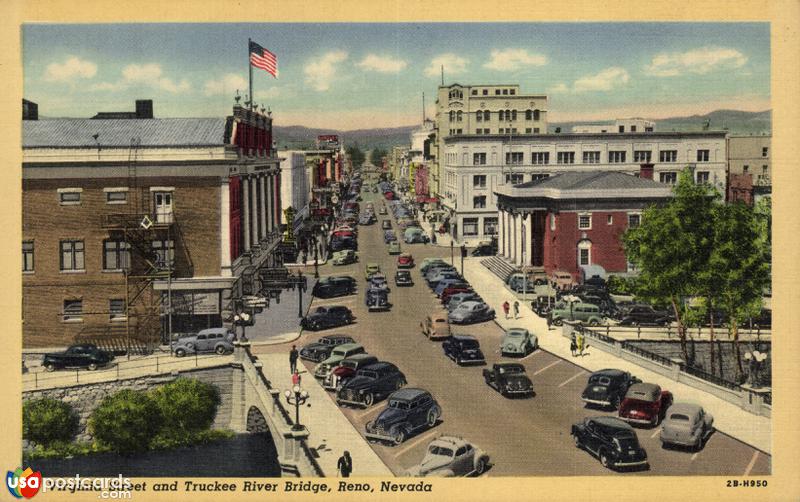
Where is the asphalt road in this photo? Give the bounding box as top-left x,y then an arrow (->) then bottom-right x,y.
253,179 -> 771,477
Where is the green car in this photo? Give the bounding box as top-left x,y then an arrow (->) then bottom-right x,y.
332,250 -> 358,266
501,328 -> 538,357
550,302 -> 605,326
388,241 -> 402,255
365,263 -> 381,281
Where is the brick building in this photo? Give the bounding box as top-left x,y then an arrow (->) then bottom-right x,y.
494,170 -> 672,281
22,102 -> 282,348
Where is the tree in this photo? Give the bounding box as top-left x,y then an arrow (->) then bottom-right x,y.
23,398 -> 79,446
346,145 -> 365,168
369,148 -> 388,166
623,168 -> 719,363
90,390 -> 161,454
149,378 -> 220,436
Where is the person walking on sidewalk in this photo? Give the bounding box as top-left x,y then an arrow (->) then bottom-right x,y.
513,301 -> 520,319
547,310 -> 553,330
292,369 -> 301,386
577,332 -> 585,357
289,345 -> 299,374
570,333 -> 578,357
502,301 -> 510,319
337,451 -> 353,477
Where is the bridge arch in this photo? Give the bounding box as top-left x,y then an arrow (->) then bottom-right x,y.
246,405 -> 269,433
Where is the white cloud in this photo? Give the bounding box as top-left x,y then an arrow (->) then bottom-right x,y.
424,54 -> 468,77
645,47 -> 748,77
204,74 -> 249,96
483,48 -> 547,71
573,67 -> 630,93
45,56 -> 97,82
356,54 -> 408,73
91,63 -> 190,94
304,51 -> 348,91
89,81 -> 122,92
547,82 -> 570,94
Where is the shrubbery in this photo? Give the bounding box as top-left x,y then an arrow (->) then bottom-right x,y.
23,398 -> 79,445
89,389 -> 161,454
149,378 -> 220,435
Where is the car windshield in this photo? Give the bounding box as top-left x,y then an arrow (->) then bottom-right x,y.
456,303 -> 472,310
428,445 -> 455,457
434,318 -> 447,323
388,400 -> 410,410
321,338 -> 334,346
499,366 -> 523,374
461,340 -> 479,349
507,331 -> 525,337
669,413 -> 690,422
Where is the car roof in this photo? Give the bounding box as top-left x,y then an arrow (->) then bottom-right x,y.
321,334 -> 351,341
362,361 -> 397,371
589,416 -> 635,432
459,301 -> 481,307
452,334 -> 478,341
625,382 -> 662,401
342,354 -> 377,363
390,387 -> 430,401
496,362 -> 525,371
592,368 -> 627,378
506,328 -> 529,336
334,343 -> 362,351
429,435 -> 469,449
666,402 -> 703,415
197,328 -> 230,335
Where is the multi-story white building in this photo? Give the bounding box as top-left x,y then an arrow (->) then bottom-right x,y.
278,150 -> 311,233
441,130 -> 728,243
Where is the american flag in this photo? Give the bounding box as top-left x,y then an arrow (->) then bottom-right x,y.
249,41 -> 278,78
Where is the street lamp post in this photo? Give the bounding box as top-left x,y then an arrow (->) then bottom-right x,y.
313,239 -> 320,279
284,385 -> 309,431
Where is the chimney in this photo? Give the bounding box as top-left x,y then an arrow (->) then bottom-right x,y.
135,99 -> 153,119
639,163 -> 654,180
22,99 -> 38,120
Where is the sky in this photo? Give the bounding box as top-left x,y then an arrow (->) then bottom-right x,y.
22,23 -> 770,130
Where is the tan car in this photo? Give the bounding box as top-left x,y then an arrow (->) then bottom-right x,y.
551,270 -> 575,291
421,310 -> 452,340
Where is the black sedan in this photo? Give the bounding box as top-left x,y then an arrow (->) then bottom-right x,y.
300,306 -> 354,331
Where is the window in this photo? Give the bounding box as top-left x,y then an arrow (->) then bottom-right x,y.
483,110 -> 490,121
475,129 -> 482,134
659,150 -> 677,162
449,111 -> 454,122
109,299 -> 126,321
60,240 -> 85,271
583,151 -> 600,164
762,165 -> 769,174
483,89 -> 488,95
23,241 -> 34,272
505,173 -> 524,185
502,89 -> 508,95
697,149 -> 710,162
578,241 -> 592,266
505,152 -> 524,165
634,150 -> 652,163
578,214 -> 592,230
476,112 -> 482,122
631,125 -> 637,132
608,151 -> 626,163
659,172 -> 678,184
531,153 -> 548,169
473,196 -> 486,209
63,299 -> 83,322
456,111 -> 463,122
58,189 -> 82,205
533,110 -> 540,121
645,126 -> 654,132
550,213 -> 556,231
531,173 -> 550,181
456,129 -> 462,135
103,240 -> 130,270
473,153 -> 487,165
762,147 -> 768,157
557,152 -> 575,164
525,128 -> 532,133
482,128 -> 490,134
495,89 -> 501,95
484,217 -> 498,235
471,89 -> 477,95
152,239 -> 175,269
511,110 -> 517,121
533,127 -> 540,134
463,218 -> 479,236
473,175 -> 486,188
525,110 -> 532,120
618,125 -> 625,133
510,89 -> 515,95
498,110 -> 505,121
743,165 -> 749,173
628,213 -> 641,228
607,215 -> 613,225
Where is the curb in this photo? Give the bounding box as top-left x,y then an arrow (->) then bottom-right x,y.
248,332 -> 302,347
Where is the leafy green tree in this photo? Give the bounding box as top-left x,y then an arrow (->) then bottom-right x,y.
23,398 -> 79,445
346,145 -> 365,167
369,148 -> 388,166
149,378 -> 220,436
90,390 -> 161,454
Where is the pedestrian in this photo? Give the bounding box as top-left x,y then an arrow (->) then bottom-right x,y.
337,451 -> 353,478
502,301 -> 510,319
513,301 -> 520,319
292,369 -> 301,386
570,333 -> 577,357
577,332 -> 585,357
289,345 -> 299,374
546,310 -> 553,330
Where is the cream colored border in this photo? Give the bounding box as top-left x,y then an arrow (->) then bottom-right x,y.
3,1 -> 798,501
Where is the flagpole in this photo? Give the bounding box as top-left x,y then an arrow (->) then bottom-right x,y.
248,38 -> 253,110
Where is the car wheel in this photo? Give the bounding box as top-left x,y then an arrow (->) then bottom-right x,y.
553,318 -> 563,326
599,450 -> 611,469
88,362 -> 98,371
45,363 -> 56,372
427,406 -> 440,427
215,345 -> 226,355
363,393 -> 374,407
573,435 -> 582,448
175,348 -> 186,357
475,457 -> 487,475
661,441 -> 670,450
392,428 -> 406,445
589,319 -> 599,327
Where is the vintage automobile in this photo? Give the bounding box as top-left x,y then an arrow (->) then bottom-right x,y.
618,305 -> 673,326
549,301 -> 605,326
395,270 -> 414,287
618,382 -> 674,427
358,214 -> 374,225
531,295 -> 557,317
500,328 -> 538,357
404,227 -> 429,244
506,273 -> 538,293
383,230 -> 397,243
448,301 -> 495,325
442,335 -> 486,365
365,287 -> 390,312
332,249 -> 358,266
482,362 -> 534,397
397,252 -> 414,268
312,275 -> 356,298
300,306 -> 354,331
420,258 -> 449,274
447,292 -> 483,312
581,369 -> 642,409
470,240 -> 497,257
300,335 -> 356,362
434,279 -> 469,298
330,235 -> 357,252
173,328 -> 236,357
387,241 -> 402,255
365,263 -> 381,281
551,270 -> 575,290
421,310 -> 451,340
571,416 -> 649,470
441,286 -> 474,305
322,354 -> 379,391
43,344 -> 115,371
369,273 -> 390,292
406,436 -> 490,477
313,343 -> 367,380
379,206 -> 387,215
659,402 -> 715,450
365,388 -> 441,445
381,219 -> 393,230
336,362 -> 407,407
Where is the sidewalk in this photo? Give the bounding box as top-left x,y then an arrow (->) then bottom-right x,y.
257,353 -> 394,476
461,256 -> 772,454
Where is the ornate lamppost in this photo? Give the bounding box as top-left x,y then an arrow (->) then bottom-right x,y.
284,384 -> 309,431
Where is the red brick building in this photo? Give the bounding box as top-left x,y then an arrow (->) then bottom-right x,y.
494,170 -> 672,281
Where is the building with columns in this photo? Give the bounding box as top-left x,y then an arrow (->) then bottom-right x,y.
494,170 -> 673,281
22,101 -> 282,348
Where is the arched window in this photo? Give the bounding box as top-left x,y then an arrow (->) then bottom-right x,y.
577,240 -> 592,266
457,110 -> 463,122
511,110 -> 517,121
525,109 -> 532,120
499,110 -> 505,121
484,110 -> 491,121
533,109 -> 540,121
449,111 -> 455,122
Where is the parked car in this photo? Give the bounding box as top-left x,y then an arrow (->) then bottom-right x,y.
471,240 -> 497,257
551,270 -> 575,290
482,362 -> 534,397
379,206 -> 387,215
322,354 -> 379,391
420,258 -> 449,274
448,301 -> 495,325
618,305 -> 672,326
531,295 -> 557,317
313,343 -> 367,380
571,416 -> 649,470
301,306 -> 354,331
369,273 -> 390,292
440,285 -> 473,305
427,270 -> 462,289
581,369 -> 642,409
421,310 -> 451,340
659,402 -> 714,450
364,388 -> 441,445
550,301 -> 605,326
300,335 -> 356,362
358,214 -> 374,226
173,328 -> 236,357
312,276 -> 356,298
406,436 -> 490,477
381,219 -> 393,230
443,335 -> 486,365
397,252 -> 414,268
618,383 -> 673,427
330,236 -> 358,252
447,292 -> 483,312
43,344 -> 115,371
384,230 -> 397,243
336,362 -> 407,407
500,328 -> 538,357
365,263 -> 381,281
404,227 -> 429,244
434,279 -> 470,297
424,266 -> 457,283
365,287 -> 390,312
388,241 -> 402,255
395,270 -> 414,287
506,273 -> 538,293
332,249 -> 358,266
